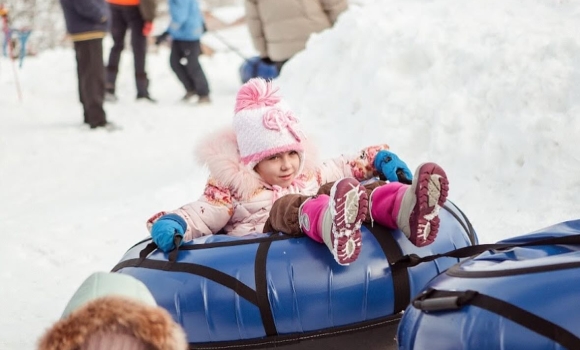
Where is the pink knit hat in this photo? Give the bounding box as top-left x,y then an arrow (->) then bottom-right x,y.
233,78 -> 304,170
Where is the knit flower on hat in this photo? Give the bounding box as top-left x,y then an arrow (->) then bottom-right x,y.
262,108 -> 302,142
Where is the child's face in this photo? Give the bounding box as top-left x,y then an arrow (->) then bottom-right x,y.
255,151 -> 300,188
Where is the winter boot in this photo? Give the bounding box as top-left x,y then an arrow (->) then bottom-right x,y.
104,91 -> 118,103
105,82 -> 118,103
299,178 -> 368,265
105,66 -> 118,101
181,90 -> 197,102
197,95 -> 212,105
136,73 -> 156,102
370,163 -> 449,247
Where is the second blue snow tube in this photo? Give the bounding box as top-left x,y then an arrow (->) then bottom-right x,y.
397,219 -> 580,350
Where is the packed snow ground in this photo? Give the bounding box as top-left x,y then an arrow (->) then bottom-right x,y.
1,0 -> 579,348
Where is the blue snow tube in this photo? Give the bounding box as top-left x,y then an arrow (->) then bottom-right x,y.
397,219 -> 580,350
112,201 -> 477,349
239,56 -> 279,84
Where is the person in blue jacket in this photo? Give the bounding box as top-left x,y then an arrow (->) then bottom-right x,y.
156,0 -> 210,104
59,0 -> 113,129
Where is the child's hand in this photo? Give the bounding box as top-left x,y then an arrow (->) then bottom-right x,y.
373,150 -> 413,183
151,214 -> 187,252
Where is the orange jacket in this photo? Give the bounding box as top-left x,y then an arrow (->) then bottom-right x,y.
106,0 -> 156,21
107,0 -> 140,5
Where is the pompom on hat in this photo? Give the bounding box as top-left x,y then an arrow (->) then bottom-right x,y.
233,78 -> 305,170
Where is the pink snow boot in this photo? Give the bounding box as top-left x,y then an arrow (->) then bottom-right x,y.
299,178 -> 368,265
370,163 -> 449,247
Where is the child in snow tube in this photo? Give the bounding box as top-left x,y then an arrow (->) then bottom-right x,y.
147,78 -> 450,266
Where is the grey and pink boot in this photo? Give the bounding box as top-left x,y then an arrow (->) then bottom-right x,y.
299,178 -> 368,265
370,163 -> 449,247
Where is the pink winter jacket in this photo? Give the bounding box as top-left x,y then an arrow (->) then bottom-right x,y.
147,128 -> 388,240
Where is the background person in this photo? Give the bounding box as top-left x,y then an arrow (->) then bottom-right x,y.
244,0 -> 348,72
105,0 -> 157,102
156,0 -> 211,104
59,0 -> 112,130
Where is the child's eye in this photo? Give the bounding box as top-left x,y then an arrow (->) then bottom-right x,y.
289,151 -> 299,156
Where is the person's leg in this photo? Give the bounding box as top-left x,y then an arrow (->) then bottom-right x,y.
267,179 -> 368,265
369,182 -> 405,229
300,178 -> 368,265
319,180 -> 386,225
170,41 -> 196,95
106,5 -> 128,95
370,163 -> 449,247
182,40 -> 210,98
75,40 -> 107,128
126,5 -> 149,98
74,44 -> 87,124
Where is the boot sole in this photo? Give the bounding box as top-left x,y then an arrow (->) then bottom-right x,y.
409,163 -> 449,247
329,178 -> 368,265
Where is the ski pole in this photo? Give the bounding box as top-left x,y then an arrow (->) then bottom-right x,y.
204,30 -> 248,61
6,30 -> 22,102
8,46 -> 23,101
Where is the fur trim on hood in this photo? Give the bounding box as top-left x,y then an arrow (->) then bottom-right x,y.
37,296 -> 188,350
195,127 -> 319,200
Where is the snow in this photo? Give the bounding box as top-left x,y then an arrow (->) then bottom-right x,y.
1,0 -> 579,348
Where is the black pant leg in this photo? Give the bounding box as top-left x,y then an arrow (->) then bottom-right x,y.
75,39 -> 107,127
75,50 -> 87,123
170,41 -> 195,92
125,5 -> 148,96
181,40 -> 210,97
106,5 -> 128,91
128,7 -> 146,76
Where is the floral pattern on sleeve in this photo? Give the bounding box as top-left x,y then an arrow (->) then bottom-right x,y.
348,144 -> 390,180
203,177 -> 233,208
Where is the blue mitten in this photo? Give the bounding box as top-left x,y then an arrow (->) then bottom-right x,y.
373,150 -> 413,183
151,214 -> 187,252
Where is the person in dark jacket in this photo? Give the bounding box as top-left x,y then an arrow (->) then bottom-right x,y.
60,0 -> 112,130
105,0 -> 157,102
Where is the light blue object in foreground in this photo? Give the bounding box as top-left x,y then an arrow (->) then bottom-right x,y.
61,271 -> 156,319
